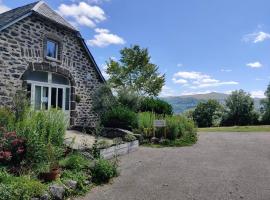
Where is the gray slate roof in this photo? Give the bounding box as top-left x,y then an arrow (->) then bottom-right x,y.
0,1 -> 76,31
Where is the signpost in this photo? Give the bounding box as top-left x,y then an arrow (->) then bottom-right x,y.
153,120 -> 167,138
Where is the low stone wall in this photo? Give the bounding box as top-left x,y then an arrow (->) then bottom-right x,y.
100,140 -> 139,159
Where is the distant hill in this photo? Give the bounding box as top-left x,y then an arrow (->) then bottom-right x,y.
161,92 -> 262,114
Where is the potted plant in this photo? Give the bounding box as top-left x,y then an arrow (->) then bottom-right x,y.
39,143 -> 61,182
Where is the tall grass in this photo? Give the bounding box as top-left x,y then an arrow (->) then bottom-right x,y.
16,109 -> 68,165
137,112 -> 197,142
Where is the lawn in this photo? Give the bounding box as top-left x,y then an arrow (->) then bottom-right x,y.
198,125 -> 270,132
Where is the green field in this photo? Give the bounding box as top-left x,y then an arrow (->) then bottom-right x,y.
198,125 -> 270,132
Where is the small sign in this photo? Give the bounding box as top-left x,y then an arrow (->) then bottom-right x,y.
154,120 -> 166,127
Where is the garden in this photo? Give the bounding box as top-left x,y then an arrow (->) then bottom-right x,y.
0,93 -> 118,200
0,45 -> 198,200
94,85 -> 197,148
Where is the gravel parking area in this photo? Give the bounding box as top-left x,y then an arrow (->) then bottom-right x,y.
79,132 -> 270,200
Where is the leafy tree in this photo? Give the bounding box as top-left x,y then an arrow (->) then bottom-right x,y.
106,45 -> 165,96
117,88 -> 141,112
261,83 -> 270,124
192,100 -> 223,127
92,84 -> 117,117
139,97 -> 173,115
221,90 -> 258,126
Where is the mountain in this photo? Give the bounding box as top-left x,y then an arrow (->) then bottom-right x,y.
161,92 -> 262,114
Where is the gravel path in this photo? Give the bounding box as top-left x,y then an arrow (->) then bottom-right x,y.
79,132 -> 270,200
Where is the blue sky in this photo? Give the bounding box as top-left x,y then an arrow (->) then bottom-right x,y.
1,0 -> 270,98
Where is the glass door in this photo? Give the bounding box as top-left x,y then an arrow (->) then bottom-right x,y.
51,87 -> 64,110
34,85 -> 49,110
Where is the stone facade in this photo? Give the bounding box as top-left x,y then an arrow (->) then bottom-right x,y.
0,15 -> 104,127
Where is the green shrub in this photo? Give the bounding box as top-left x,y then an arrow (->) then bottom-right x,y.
0,169 -> 46,200
11,90 -> 30,122
97,139 -> 111,149
16,109 -> 67,165
117,89 -> 141,112
59,153 -> 90,170
101,106 -> 138,130
123,133 -> 137,142
0,107 -> 15,131
139,97 -> 173,115
136,112 -> 197,144
61,169 -> 91,194
137,112 -> 155,138
91,159 -> 118,184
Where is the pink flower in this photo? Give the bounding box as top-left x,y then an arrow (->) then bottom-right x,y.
16,147 -> 25,154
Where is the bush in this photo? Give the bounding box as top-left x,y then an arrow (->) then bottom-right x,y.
101,106 -> 138,130
11,90 -> 30,122
61,169 -> 91,194
0,131 -> 26,166
137,112 -> 155,138
59,153 -> 90,170
97,139 -> 111,149
117,89 -> 141,112
91,159 -> 118,183
123,133 -> 137,142
192,100 -> 223,127
165,115 -> 196,140
16,109 -> 67,165
92,84 -> 117,116
139,97 -> 173,115
137,112 -> 197,143
0,169 -> 46,200
0,107 -> 15,131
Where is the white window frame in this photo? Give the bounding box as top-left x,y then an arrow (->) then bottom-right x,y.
27,72 -> 70,112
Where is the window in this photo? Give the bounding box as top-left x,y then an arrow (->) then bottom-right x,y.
23,71 -> 71,112
46,39 -> 58,59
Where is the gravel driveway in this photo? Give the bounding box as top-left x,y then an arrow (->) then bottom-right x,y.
79,132 -> 270,200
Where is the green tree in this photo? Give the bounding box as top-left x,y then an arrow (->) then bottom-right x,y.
192,100 -> 222,127
92,84 -> 117,117
222,90 -> 258,126
261,83 -> 270,124
139,97 -> 173,115
106,45 -> 165,96
117,88 -> 141,112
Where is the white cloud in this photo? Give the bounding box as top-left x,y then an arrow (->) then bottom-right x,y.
0,0 -> 10,14
172,78 -> 187,84
221,69 -> 232,72
159,86 -> 176,97
250,90 -> 265,98
87,28 -> 125,47
243,31 -> 270,43
246,61 -> 262,68
57,2 -> 106,28
172,71 -> 238,89
255,78 -> 264,81
71,0 -> 110,4
177,63 -> 183,67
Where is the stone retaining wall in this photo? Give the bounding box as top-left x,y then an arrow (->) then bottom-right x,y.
100,140 -> 139,159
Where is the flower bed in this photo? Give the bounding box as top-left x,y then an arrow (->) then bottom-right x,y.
0,107 -> 119,200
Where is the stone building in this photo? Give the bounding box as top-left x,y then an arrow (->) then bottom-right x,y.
0,1 -> 105,128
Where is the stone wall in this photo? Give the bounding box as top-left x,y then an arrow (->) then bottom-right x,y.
0,15 -> 104,127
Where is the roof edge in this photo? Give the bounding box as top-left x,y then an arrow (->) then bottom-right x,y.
0,11 -> 33,32
77,32 -> 106,83
32,1 -> 45,12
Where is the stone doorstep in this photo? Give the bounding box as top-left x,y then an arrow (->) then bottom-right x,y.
100,140 -> 139,160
